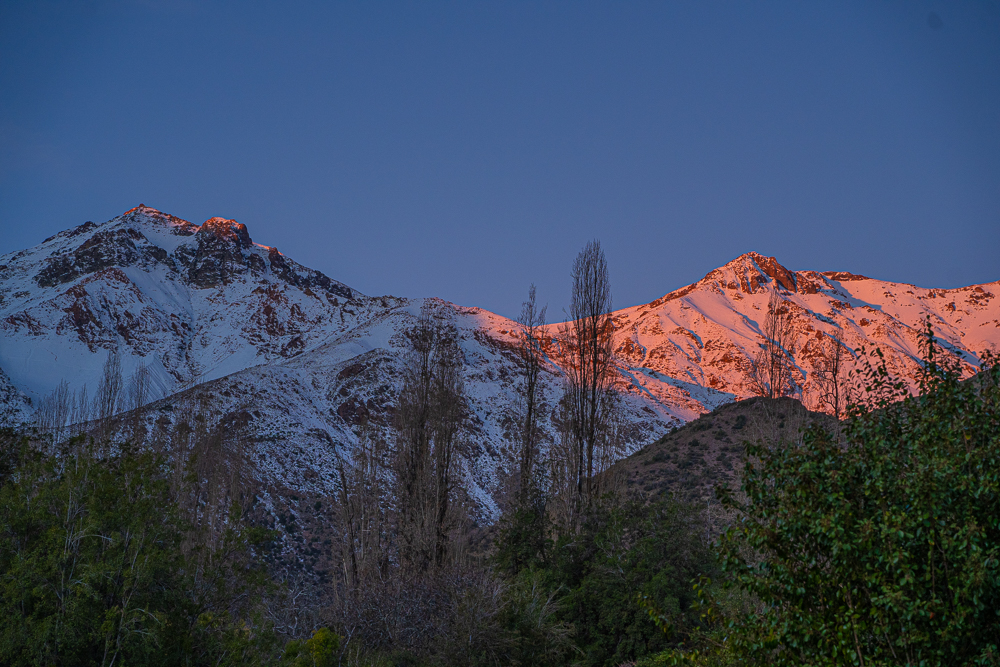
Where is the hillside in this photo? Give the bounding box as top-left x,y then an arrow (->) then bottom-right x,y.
614,397 -> 837,507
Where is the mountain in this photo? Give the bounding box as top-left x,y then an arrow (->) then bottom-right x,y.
0,205 -> 385,401
597,251 -> 998,421
1,207 -> 998,530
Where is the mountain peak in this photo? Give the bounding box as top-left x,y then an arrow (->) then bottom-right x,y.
119,208 -> 252,249
699,252 -> 797,293
119,205 -> 198,236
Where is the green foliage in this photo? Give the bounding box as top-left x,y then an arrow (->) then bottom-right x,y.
498,571 -> 578,666
495,500 -> 549,577
637,577 -> 747,667
283,627 -> 341,667
523,498 -> 717,667
0,438 -> 279,666
718,327 -> 1000,665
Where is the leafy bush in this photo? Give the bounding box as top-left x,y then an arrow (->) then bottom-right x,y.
282,627 -> 341,667
534,498 -> 717,667
716,329 -> 1000,665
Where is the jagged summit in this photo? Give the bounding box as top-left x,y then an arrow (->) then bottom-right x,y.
599,250 -> 999,421
712,251 -> 798,292
119,204 -> 199,236
119,206 -> 255,247
4,205 -> 356,298
0,206 -> 371,410
682,252 -> 871,298
648,252 -> 797,305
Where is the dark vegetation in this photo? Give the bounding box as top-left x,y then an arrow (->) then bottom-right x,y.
3,233 -> 999,666
0,436 -> 279,666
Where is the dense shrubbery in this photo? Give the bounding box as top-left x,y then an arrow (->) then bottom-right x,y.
494,496 -> 718,667
0,435 -> 280,666
544,499 -> 717,666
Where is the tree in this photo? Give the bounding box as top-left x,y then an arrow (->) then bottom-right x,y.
813,330 -> 849,419
282,627 -> 341,667
747,290 -> 796,399
540,499 -> 716,667
563,240 -> 617,510
496,286 -> 550,577
719,325 -> 1000,666
34,380 -> 70,441
95,350 -> 124,435
0,438 -> 279,667
515,285 -> 547,506
393,306 -> 467,572
70,384 -> 90,435
333,422 -> 390,597
125,364 -> 152,443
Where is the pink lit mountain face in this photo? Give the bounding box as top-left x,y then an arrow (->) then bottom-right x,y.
599,252 -> 997,421
0,206 -> 997,517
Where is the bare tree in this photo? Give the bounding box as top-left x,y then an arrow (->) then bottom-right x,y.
515,284 -> 546,505
36,380 -> 71,441
546,396 -> 578,529
814,331 -> 850,419
168,393 -> 256,555
747,290 -> 797,399
393,306 -> 467,572
95,351 -> 124,437
430,331 -> 464,567
125,364 -> 152,443
126,364 -> 151,413
333,422 -> 391,601
70,384 -> 90,435
563,240 -> 617,510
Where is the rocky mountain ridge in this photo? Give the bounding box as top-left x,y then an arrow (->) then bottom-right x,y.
594,250 -> 998,421
1,207 -> 998,526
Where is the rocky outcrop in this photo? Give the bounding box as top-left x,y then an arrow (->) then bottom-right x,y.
36,228 -> 145,287
267,247 -> 355,302
175,218 -> 264,288
752,253 -> 797,291
1,206 -> 390,403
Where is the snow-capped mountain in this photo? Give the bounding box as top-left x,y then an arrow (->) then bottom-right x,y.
1,207 -> 997,521
597,251 -> 998,421
0,205 -> 391,403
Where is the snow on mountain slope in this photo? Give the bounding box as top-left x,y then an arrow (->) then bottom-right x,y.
1,208 -> 997,525
578,252 -> 998,422
0,365 -> 31,427
0,205 -> 397,403
119,297 -> 666,524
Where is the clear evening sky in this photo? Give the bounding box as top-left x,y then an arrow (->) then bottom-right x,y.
1,2 -> 998,320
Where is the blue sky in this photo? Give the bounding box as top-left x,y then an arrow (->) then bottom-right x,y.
1,1 -> 997,319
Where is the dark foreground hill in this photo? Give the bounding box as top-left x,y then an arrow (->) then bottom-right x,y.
616,396 -> 838,506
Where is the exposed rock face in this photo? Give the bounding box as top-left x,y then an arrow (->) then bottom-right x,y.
753,253 -> 797,292
36,228 -> 144,287
2,205 -> 370,392
178,217 -> 263,288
